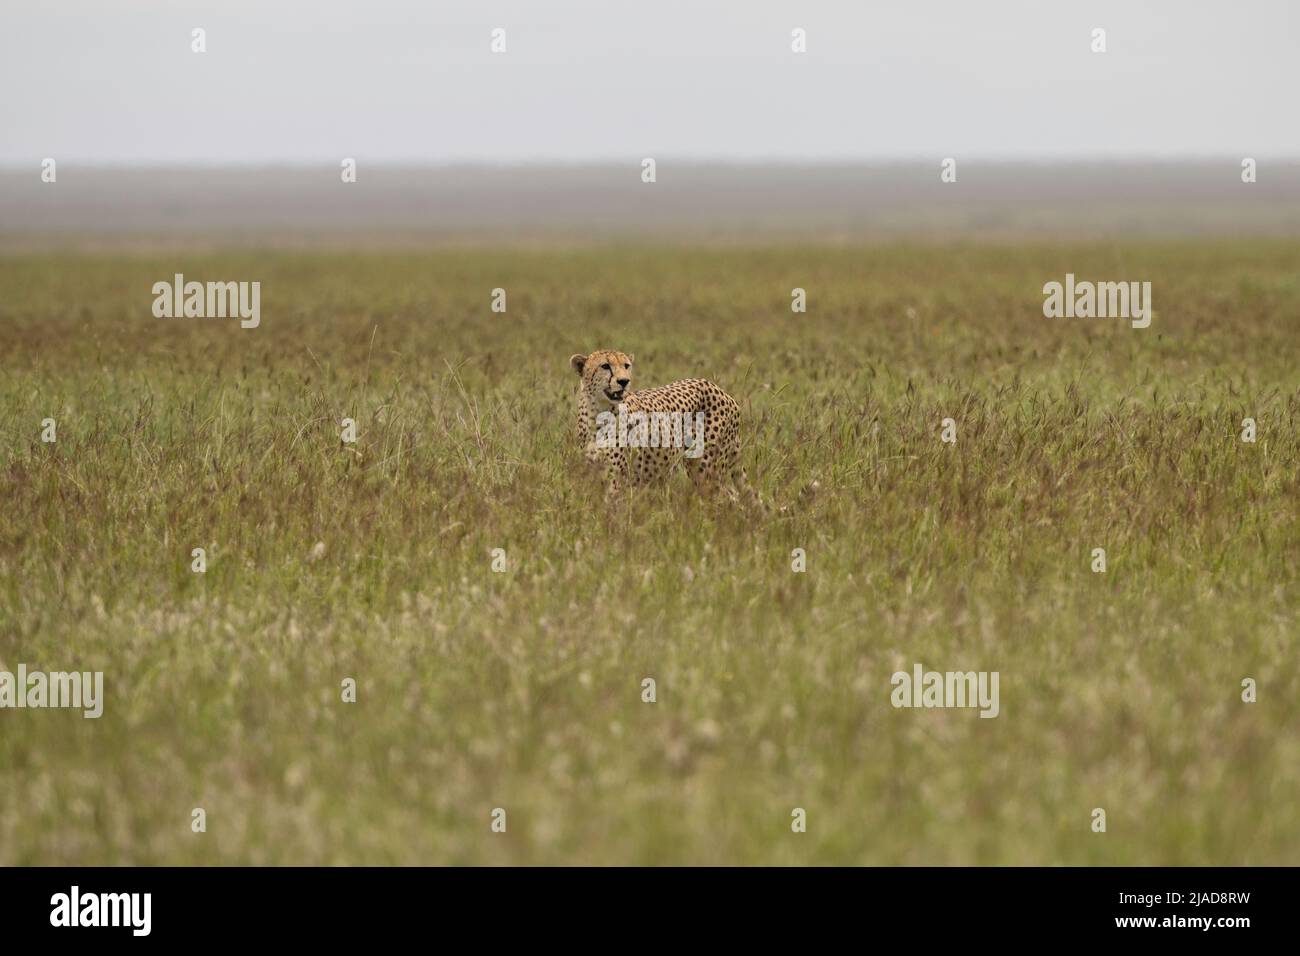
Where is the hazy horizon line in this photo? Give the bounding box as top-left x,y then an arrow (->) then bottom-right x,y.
5,156 -> 1300,172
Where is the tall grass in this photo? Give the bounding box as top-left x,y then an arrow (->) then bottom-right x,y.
0,241 -> 1296,863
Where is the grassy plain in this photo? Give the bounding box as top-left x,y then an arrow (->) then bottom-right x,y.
0,240 -> 1296,864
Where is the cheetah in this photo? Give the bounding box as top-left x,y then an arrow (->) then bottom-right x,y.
569,349 -> 758,503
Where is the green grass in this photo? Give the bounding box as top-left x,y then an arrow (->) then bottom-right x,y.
1,240 -> 1297,865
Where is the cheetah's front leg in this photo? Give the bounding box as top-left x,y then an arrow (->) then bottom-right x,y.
604,448 -> 629,498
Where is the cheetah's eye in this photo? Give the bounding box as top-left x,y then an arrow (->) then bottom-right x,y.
601,363 -> 611,371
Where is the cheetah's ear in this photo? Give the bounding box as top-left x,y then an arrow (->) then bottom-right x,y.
569,353 -> 588,376
626,353 -> 634,365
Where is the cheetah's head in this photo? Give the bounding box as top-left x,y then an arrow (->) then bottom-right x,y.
570,350 -> 634,404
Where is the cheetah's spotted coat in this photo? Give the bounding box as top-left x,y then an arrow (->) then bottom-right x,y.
569,349 -> 756,502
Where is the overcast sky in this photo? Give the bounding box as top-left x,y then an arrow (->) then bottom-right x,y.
1,0 -> 1296,165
